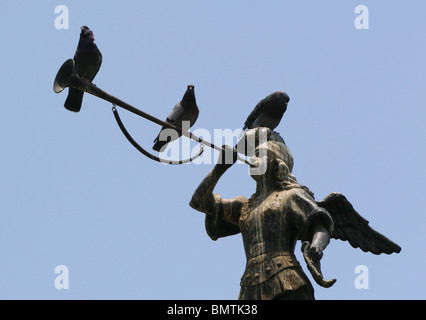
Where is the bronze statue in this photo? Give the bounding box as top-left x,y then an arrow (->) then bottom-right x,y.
189,128 -> 401,300
53,37 -> 401,299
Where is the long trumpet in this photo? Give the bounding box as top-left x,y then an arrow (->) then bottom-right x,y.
53,59 -> 257,167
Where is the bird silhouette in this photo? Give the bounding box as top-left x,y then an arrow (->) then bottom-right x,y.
243,91 -> 290,131
64,26 -> 102,112
153,85 -> 199,152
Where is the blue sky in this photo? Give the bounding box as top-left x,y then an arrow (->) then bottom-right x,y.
0,1 -> 424,299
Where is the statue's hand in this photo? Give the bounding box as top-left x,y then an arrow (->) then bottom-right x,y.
216,144 -> 238,170
302,241 -> 336,288
302,241 -> 323,261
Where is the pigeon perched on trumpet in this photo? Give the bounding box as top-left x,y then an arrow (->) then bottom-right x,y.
64,26 -> 102,112
153,85 -> 199,152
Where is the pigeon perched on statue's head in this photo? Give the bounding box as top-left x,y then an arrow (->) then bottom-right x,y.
64,26 -> 102,112
243,91 -> 290,131
153,85 -> 199,152
80,25 -> 94,40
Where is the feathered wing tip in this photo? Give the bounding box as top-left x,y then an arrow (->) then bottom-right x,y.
64,88 -> 84,112
318,192 -> 401,255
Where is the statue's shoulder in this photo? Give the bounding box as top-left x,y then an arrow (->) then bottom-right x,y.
263,188 -> 316,212
273,187 -> 311,200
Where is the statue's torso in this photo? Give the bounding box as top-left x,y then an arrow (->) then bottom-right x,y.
239,190 -> 299,261
237,189 -> 315,300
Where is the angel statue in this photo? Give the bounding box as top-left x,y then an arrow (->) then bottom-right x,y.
189,128 -> 401,300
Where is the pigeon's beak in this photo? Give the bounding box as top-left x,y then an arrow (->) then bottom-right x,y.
88,31 -> 95,41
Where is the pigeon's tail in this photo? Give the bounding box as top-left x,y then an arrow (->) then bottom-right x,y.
153,128 -> 175,152
64,88 -> 84,112
153,140 -> 168,152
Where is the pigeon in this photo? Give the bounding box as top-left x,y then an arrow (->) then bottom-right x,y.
64,26 -> 102,112
153,85 -> 199,152
242,91 -> 290,131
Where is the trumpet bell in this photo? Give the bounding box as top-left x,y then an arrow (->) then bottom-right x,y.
53,59 -> 76,93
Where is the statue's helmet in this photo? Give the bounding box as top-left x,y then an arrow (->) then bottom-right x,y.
237,128 -> 294,173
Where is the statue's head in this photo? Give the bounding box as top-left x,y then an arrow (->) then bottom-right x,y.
238,128 -> 297,187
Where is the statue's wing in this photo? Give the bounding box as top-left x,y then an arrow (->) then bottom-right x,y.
317,192 -> 401,255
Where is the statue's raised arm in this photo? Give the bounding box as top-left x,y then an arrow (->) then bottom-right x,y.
189,145 -> 247,240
